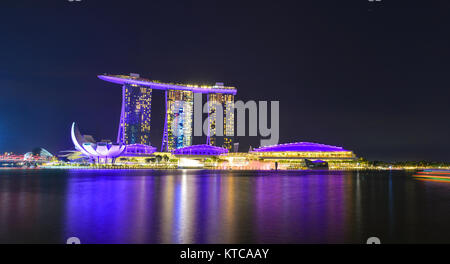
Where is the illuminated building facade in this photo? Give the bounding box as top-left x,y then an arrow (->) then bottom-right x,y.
161,90 -> 193,151
71,122 -> 126,163
118,83 -> 152,145
207,91 -> 235,151
251,142 -> 356,161
71,122 -> 156,164
99,74 -> 237,152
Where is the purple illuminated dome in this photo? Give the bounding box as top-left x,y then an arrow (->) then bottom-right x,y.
71,122 -> 126,162
122,144 -> 156,156
251,142 -> 349,152
172,144 -> 229,156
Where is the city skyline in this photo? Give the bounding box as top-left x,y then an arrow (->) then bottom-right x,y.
2,1 -> 450,161
2,0 -> 450,248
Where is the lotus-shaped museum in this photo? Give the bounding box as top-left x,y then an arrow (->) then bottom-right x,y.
71,122 -> 126,163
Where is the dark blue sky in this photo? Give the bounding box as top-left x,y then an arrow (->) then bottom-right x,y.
1,0 -> 450,161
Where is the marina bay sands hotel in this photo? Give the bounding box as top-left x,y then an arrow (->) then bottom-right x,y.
98,73 -> 237,152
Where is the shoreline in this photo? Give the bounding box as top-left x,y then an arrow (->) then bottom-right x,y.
1,166 -> 424,172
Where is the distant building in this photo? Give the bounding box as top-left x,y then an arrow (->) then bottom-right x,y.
233,143 -> 239,153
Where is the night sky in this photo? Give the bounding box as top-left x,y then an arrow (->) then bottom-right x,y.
1,0 -> 450,161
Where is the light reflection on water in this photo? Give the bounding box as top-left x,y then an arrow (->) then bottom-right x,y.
1,169 -> 450,243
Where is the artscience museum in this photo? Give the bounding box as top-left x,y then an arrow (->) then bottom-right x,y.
71,122 -> 156,164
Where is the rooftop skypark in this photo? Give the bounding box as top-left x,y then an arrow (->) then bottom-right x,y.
98,74 -> 237,95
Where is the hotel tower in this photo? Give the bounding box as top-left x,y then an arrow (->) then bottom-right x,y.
98,73 -> 237,151
117,81 -> 152,145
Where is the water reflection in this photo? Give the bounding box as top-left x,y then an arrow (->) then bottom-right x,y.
61,170 -> 394,243
0,170 -> 68,243
1,169 -> 450,243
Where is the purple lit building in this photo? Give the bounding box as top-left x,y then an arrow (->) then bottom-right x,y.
71,122 -> 126,163
98,74 -> 237,151
71,122 -> 156,163
119,82 -> 152,145
251,142 -> 356,161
